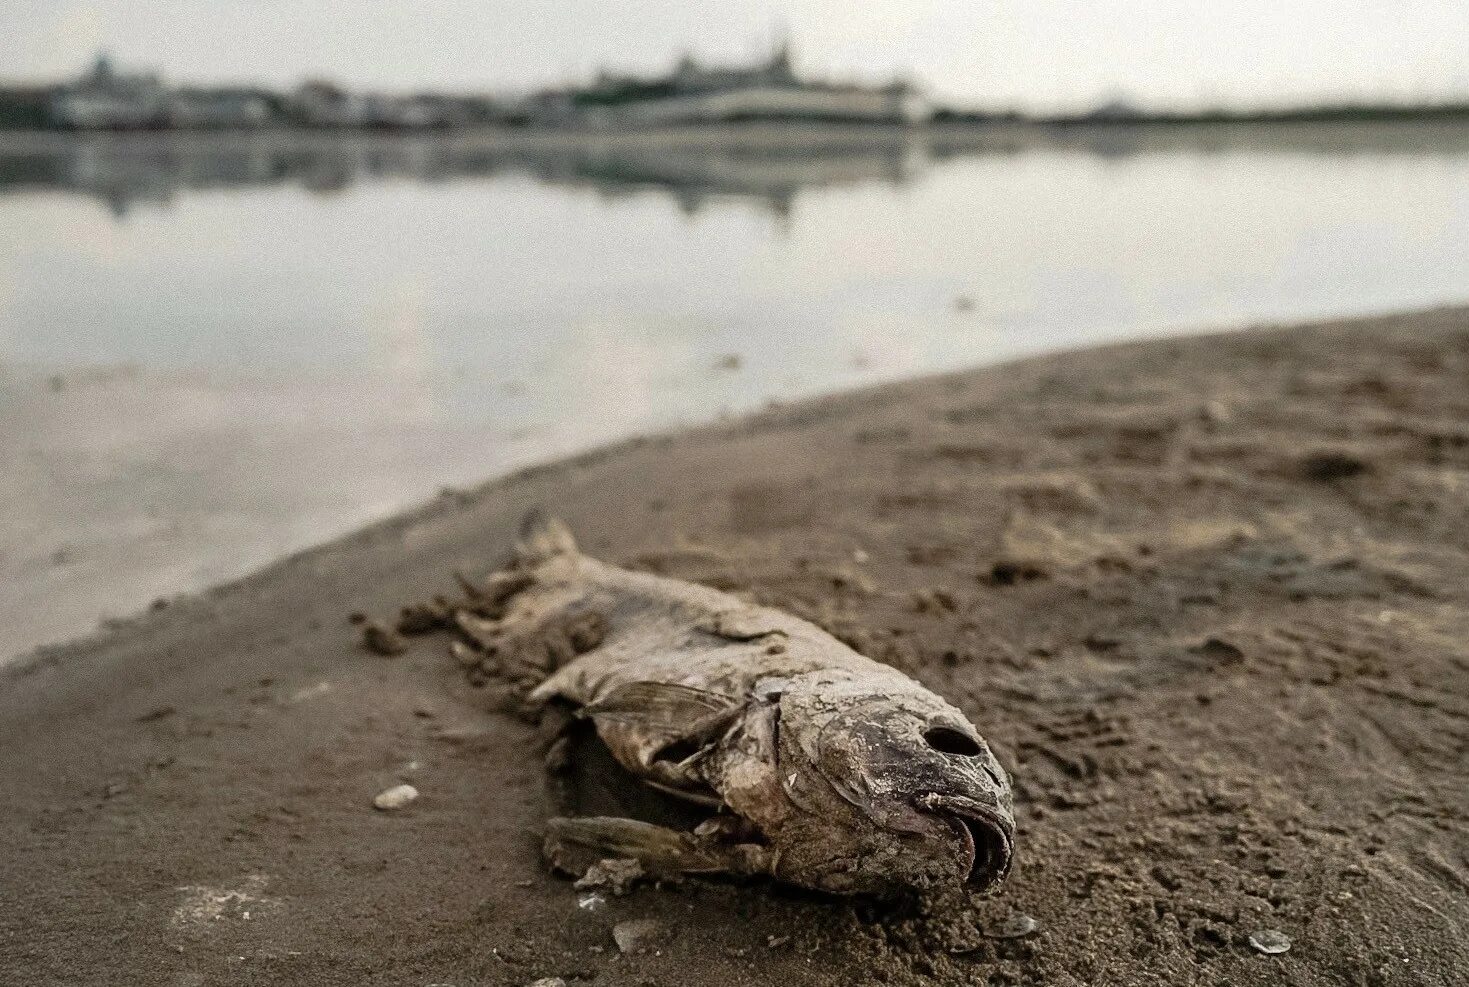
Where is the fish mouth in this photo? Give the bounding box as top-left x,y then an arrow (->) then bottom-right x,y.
921,794 -> 1014,892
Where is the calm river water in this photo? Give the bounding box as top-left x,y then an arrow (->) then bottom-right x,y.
2,122 -> 1467,656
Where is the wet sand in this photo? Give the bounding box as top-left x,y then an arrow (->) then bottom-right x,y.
3,307 -> 1468,985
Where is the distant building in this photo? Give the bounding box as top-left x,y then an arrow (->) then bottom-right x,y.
52,54 -> 167,129
287,81 -> 369,127
359,93 -> 471,129
567,42 -> 928,127
167,88 -> 274,128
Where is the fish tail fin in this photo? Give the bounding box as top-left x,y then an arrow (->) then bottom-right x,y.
517,509 -> 579,564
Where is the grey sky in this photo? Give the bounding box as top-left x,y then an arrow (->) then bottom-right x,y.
5,1 -> 1468,111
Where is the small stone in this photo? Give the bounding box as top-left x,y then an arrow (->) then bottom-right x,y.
576,893 -> 607,913
527,980 -> 567,987
986,913 -> 1038,939
372,783 -> 419,811
1249,929 -> 1291,955
1193,637 -> 1245,664
1299,450 -> 1369,482
612,918 -> 665,954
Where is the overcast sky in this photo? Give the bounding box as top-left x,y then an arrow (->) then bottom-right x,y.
4,1 -> 1468,112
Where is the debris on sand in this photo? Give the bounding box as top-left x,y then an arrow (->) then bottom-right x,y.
1190,637 -> 1245,665
527,979 -> 568,987
574,857 -> 646,896
613,918 -> 667,954
372,783 -> 419,811
360,620 -> 408,656
171,874 -> 278,929
984,559 -> 1048,587
1299,450 -> 1370,482
1249,929 -> 1291,955
985,912 -> 1039,939
576,892 -> 608,913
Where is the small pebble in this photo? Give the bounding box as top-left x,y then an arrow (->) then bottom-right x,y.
527,979 -> 567,987
576,892 -> 607,912
1299,450 -> 1369,482
1249,929 -> 1291,955
986,913 -> 1039,939
372,783 -> 419,811
613,918 -> 665,954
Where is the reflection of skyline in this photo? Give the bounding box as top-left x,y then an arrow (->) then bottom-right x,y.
4,121 -> 1469,219
0,128 -> 922,219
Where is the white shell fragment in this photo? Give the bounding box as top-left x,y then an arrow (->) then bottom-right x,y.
1249,929 -> 1291,955
372,783 -> 419,811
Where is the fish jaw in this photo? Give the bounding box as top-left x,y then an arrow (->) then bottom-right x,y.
918,792 -> 1015,892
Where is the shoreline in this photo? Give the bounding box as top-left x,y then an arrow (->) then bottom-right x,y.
0,300 -> 1438,672
4,306 -> 1468,985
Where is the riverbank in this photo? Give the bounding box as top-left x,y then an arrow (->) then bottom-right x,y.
4,307 -> 1468,985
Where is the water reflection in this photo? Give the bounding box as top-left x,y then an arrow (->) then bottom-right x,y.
4,121 -> 1466,219
0,128 -> 927,218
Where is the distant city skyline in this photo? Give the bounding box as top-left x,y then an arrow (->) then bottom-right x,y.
3,1 -> 1468,112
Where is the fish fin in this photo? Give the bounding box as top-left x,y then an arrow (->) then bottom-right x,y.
543,816 -> 768,880
517,510 -> 578,564
582,681 -> 739,730
583,681 -> 744,776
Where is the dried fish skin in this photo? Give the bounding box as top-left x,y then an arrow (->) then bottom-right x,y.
494,514 -> 1017,897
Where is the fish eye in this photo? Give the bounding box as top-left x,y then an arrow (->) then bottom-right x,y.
923,726 -> 982,757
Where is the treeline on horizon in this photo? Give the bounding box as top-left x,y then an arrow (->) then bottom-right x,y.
1,83 -> 1466,132
937,103 -> 1469,127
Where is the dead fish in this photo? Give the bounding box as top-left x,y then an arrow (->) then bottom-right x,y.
483,514 -> 1014,897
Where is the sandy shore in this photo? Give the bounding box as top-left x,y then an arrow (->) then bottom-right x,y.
4,307 -> 1467,985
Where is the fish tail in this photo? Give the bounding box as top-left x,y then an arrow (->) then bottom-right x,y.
517,509 -> 579,563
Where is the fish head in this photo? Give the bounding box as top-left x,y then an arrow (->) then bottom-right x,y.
769,673 -> 1014,895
